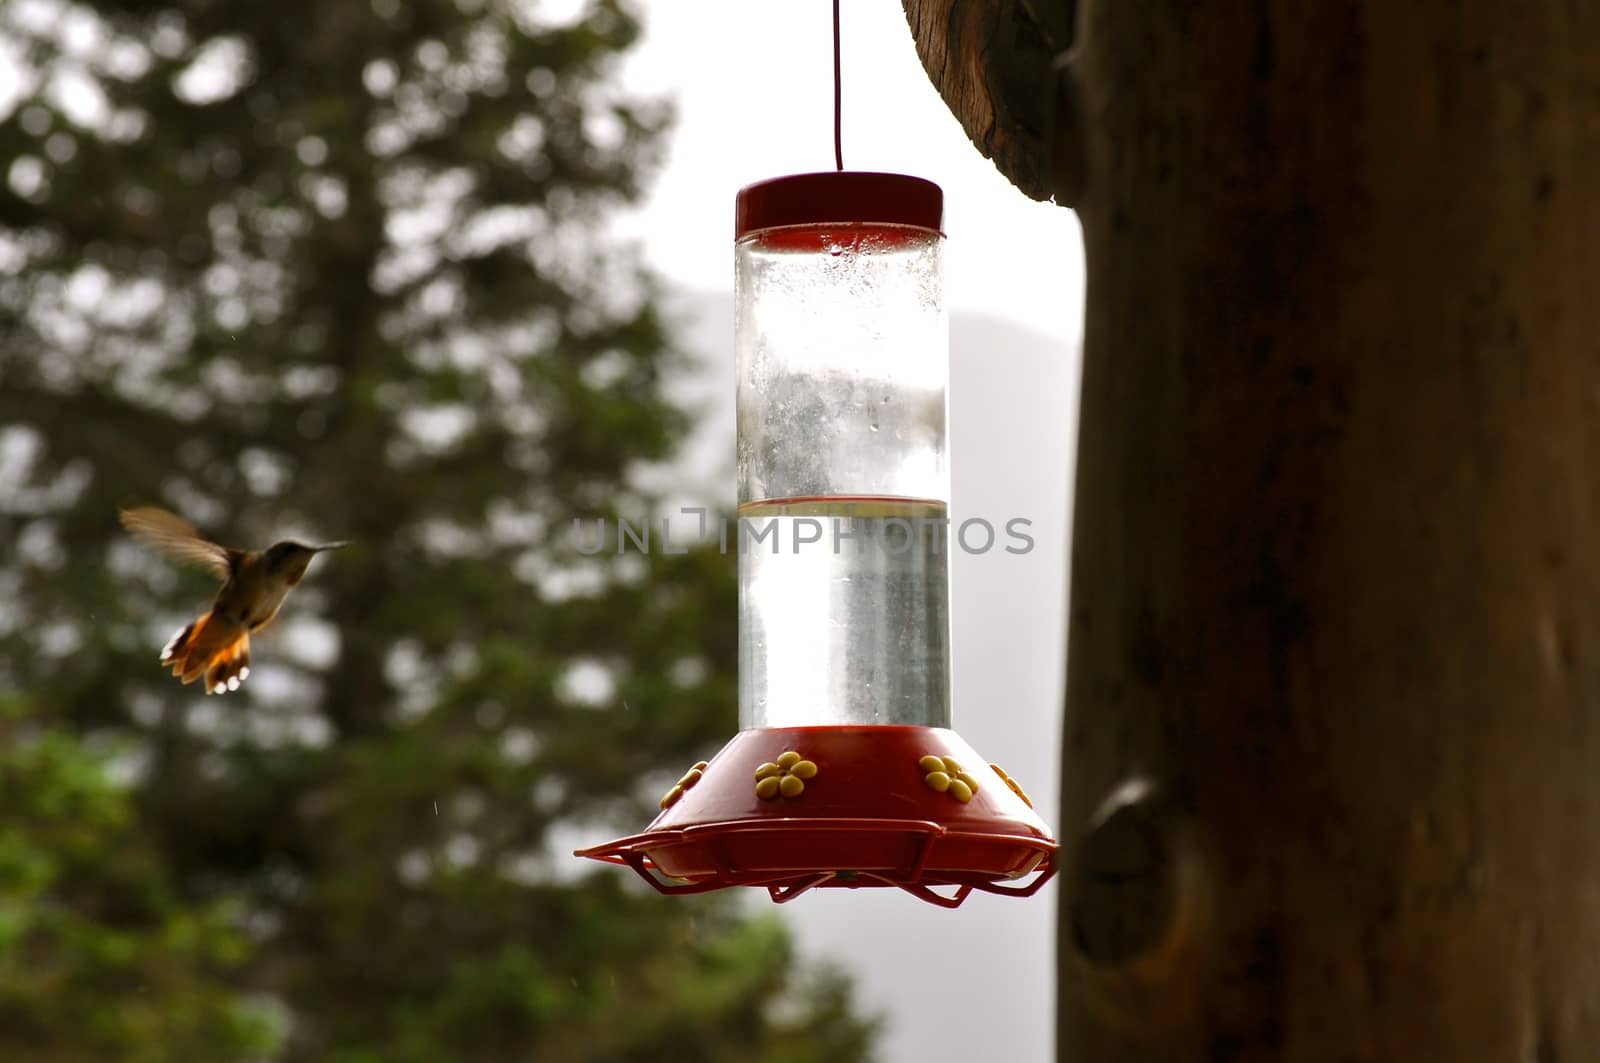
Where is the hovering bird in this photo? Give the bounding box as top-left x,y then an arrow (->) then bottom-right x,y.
119,506 -> 348,694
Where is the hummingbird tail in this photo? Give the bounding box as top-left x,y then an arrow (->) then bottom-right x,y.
162,610 -> 251,694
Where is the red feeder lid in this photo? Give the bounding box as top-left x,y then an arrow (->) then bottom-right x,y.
735,172 -> 944,240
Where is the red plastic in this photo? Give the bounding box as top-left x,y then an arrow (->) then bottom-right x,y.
574,726 -> 1057,909
735,172 -> 944,240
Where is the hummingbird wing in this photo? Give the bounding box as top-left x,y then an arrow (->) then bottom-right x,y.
119,506 -> 238,580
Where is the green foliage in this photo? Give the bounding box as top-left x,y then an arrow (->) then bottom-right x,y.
0,697 -> 281,1061
0,0 -> 878,1058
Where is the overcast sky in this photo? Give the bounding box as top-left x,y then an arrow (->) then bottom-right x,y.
616,5 -> 1088,1062
615,1 -> 1086,340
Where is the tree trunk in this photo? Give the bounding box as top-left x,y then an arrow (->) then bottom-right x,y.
905,1 -> 1600,1059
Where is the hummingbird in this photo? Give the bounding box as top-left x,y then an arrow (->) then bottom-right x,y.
119,506 -> 349,695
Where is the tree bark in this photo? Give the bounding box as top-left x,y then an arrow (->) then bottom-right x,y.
901,0 -> 1081,203
905,1 -> 1600,1060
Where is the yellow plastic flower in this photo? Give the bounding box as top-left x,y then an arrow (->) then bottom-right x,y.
988,763 -> 1033,808
754,750 -> 818,800
659,760 -> 710,810
919,754 -> 980,803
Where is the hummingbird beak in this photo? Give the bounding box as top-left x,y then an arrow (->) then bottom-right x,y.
313,541 -> 351,553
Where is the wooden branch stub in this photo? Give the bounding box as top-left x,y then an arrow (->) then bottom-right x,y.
1068,784 -> 1177,966
901,0 -> 1082,205
1064,780 -> 1209,1034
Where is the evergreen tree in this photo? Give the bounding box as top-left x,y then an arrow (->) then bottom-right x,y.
0,0 -> 878,1058
0,693 -> 278,1061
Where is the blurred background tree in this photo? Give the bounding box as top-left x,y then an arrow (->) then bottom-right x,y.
0,0 -> 877,1059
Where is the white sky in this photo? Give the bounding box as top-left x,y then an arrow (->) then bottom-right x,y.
616,1 -> 1086,342
617,6 -> 1087,1063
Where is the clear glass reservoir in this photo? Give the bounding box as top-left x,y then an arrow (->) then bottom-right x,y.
734,172 -> 951,730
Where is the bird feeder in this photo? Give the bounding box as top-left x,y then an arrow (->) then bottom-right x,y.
575,172 -> 1057,907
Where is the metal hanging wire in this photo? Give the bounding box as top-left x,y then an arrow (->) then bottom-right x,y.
833,0 -> 843,170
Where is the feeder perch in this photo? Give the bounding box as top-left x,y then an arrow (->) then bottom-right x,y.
575,172 -> 1058,908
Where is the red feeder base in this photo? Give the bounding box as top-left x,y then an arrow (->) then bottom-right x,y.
574,726 -> 1058,909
